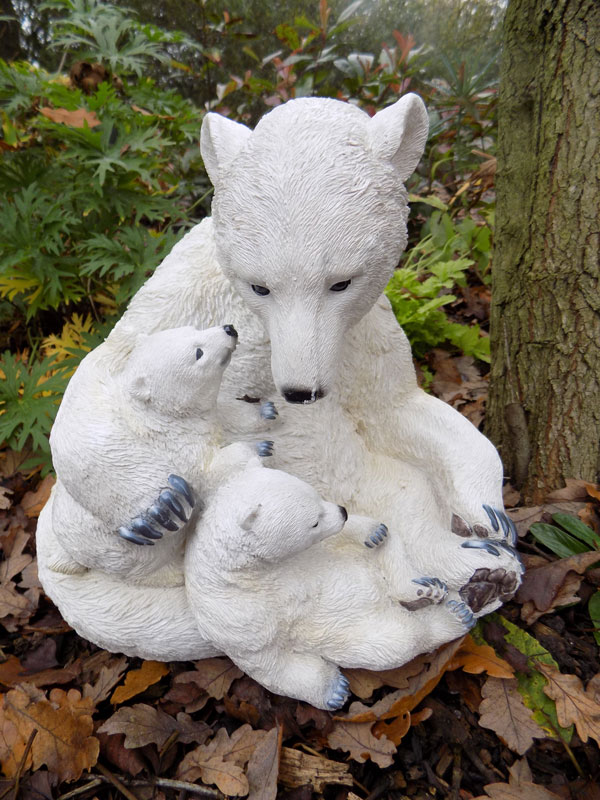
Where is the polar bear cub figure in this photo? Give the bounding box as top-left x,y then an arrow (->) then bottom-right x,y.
49,325 -> 276,583
185,465 -> 476,710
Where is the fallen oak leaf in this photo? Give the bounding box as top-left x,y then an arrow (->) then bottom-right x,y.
478,677 -> 547,755
0,684 -> 98,781
372,706 -> 432,746
447,635 -> 515,678
327,719 -> 396,767
0,487 -> 12,510
111,660 -> 169,704
537,662 -> 600,746
339,637 -> 465,723
0,655 -> 81,689
278,747 -> 352,791
474,782 -> 564,799
177,725 -> 265,796
98,703 -> 210,749
39,107 -> 101,128
246,725 -> 281,800
0,528 -> 36,627
82,656 -> 128,704
174,657 -> 243,700
20,475 -> 55,518
516,551 -> 600,624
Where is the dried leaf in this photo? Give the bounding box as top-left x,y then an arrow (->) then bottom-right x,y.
0,488 -> 12,510
40,107 -> 101,128
98,703 -> 209,749
372,710 -> 411,745
327,720 -> 396,767
111,661 -> 169,704
448,635 -> 515,678
537,663 -> 600,746
278,747 -> 352,791
0,685 -> 98,781
475,782 -> 563,799
83,656 -> 128,704
247,725 -> 281,800
340,637 -> 465,722
585,483 -> 600,502
174,657 -> 243,699
516,550 -> 600,624
478,677 -> 546,754
97,731 -> 145,777
177,725 -> 265,796
546,479 -> 591,502
0,654 -> 81,689
0,528 -> 35,626
20,476 -> 55,518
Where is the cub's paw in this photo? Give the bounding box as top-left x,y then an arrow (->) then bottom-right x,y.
118,474 -> 196,547
256,440 -> 274,458
451,505 -> 518,545
400,576 -> 448,610
446,599 -> 476,630
259,401 -> 278,421
364,523 -> 388,549
459,567 -> 520,613
325,672 -> 350,711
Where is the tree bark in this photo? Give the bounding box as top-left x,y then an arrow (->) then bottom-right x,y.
0,0 -> 21,61
487,0 -> 600,503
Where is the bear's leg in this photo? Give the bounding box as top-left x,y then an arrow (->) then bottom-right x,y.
333,597 -> 475,671
232,648 -> 350,710
119,474 -> 196,546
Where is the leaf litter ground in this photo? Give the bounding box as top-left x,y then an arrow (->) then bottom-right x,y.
2,395 -> 600,799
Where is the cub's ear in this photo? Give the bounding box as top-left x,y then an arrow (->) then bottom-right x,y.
240,504 -> 262,532
129,375 -> 151,404
367,93 -> 429,182
201,113 -> 252,188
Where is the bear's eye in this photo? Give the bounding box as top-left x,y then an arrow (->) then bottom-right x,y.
330,279 -> 351,292
311,521 -> 319,528
251,284 -> 270,296
195,348 -> 203,360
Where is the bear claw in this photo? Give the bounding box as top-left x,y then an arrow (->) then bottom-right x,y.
167,474 -> 195,507
447,599 -> 475,629
326,674 -> 350,710
118,526 -> 154,546
259,401 -> 278,420
461,540 -> 501,557
364,523 -> 388,548
159,489 -> 188,523
256,440 -> 274,457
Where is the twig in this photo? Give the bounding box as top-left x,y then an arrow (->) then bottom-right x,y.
90,775 -> 223,799
158,730 -> 179,761
543,715 -> 585,779
130,779 -> 223,798
95,764 -> 141,800
12,729 -> 37,800
56,779 -> 103,800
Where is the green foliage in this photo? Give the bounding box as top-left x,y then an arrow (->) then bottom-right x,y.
493,615 -> 573,742
529,513 -> 600,646
385,208 -> 491,361
0,352 -> 69,470
0,0 -> 500,471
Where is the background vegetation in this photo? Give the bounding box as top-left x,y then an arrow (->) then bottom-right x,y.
0,0 -> 501,472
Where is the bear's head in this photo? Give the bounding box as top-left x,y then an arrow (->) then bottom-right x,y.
201,94 -> 429,404
123,325 -> 238,417
218,468 -> 347,564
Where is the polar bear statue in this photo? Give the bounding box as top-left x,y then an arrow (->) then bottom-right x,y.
48,324 -> 277,584
88,93 -> 521,610
185,464 -> 480,709
37,462 -> 483,706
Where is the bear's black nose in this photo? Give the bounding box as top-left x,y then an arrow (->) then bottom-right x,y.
223,325 -> 238,338
338,505 -> 348,522
282,388 -> 325,404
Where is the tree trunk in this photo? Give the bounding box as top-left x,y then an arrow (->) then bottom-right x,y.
487,0 -> 600,504
0,0 -> 21,61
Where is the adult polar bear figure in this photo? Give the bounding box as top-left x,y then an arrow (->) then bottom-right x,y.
102,93 -> 520,606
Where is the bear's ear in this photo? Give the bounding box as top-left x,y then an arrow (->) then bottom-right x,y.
240,504 -> 261,532
201,113 -> 252,188
366,93 -> 429,182
129,375 -> 151,404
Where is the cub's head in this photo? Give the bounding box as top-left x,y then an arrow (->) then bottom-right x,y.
201,94 -> 429,404
123,325 -> 238,416
223,468 -> 347,563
